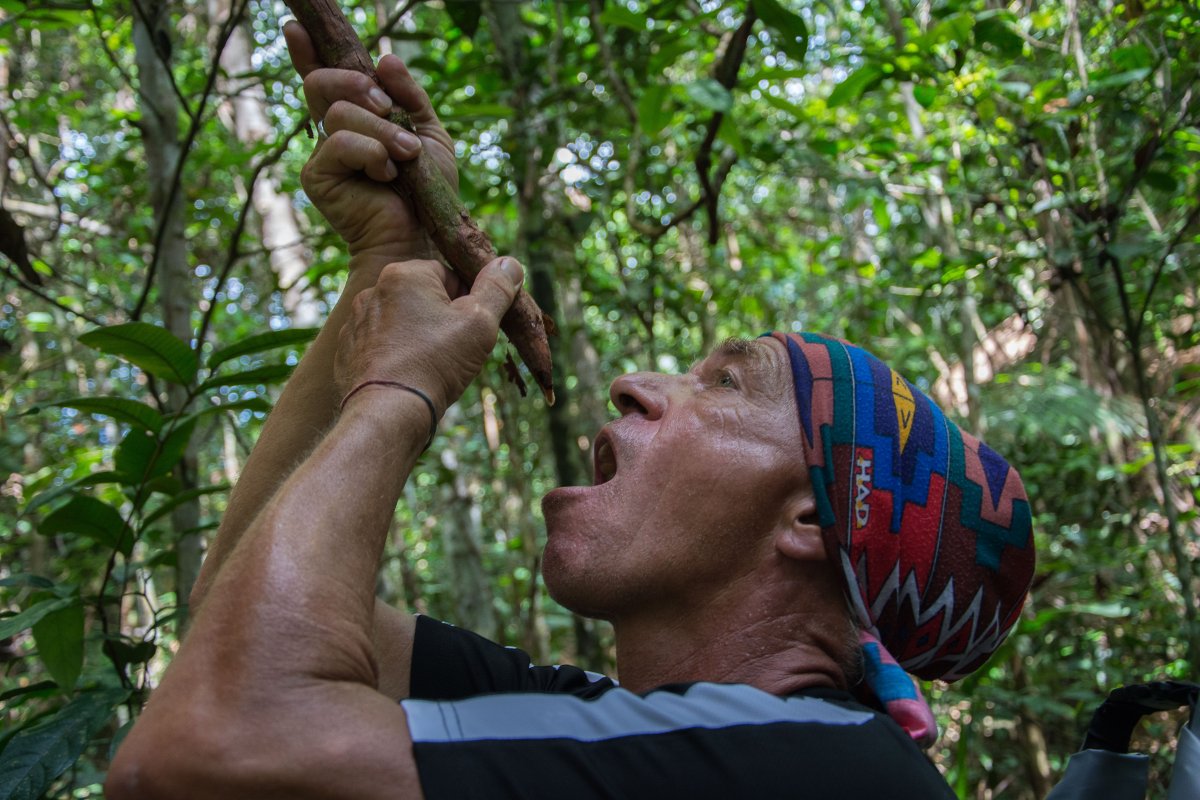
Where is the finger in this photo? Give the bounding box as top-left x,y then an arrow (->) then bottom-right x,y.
303,68 -> 393,124
325,100 -> 421,161
282,20 -> 323,80
457,257 -> 523,325
377,55 -> 451,148
304,130 -> 398,185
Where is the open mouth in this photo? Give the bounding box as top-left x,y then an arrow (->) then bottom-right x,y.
593,432 -> 618,485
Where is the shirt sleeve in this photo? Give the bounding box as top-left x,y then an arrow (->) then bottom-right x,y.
408,615 -> 615,700
400,681 -> 957,800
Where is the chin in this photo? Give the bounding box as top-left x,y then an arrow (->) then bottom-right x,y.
541,534 -> 615,621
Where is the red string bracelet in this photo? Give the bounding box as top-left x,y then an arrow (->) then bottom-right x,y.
339,380 -> 438,452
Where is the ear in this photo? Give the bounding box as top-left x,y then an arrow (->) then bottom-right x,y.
775,490 -> 826,562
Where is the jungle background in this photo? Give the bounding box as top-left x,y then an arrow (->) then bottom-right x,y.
0,0 -> 1197,796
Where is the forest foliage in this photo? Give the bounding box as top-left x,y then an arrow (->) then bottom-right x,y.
1,0 -> 1198,796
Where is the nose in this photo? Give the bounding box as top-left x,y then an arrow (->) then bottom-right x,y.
609,372 -> 672,419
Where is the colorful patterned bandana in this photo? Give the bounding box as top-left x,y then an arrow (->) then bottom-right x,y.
768,332 -> 1035,746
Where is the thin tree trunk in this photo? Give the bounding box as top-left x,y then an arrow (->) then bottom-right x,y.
437,405 -> 500,638
132,0 -> 203,626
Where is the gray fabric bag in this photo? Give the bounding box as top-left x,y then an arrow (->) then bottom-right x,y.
1046,681 -> 1199,800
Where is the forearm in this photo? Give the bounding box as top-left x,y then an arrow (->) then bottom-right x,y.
108,393 -> 427,800
190,390 -> 425,685
193,253 -> 397,610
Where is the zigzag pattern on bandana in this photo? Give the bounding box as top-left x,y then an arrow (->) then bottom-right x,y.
769,332 -> 1036,742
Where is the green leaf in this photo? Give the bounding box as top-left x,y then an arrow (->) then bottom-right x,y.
23,312 -> 53,333
24,471 -> 133,515
717,114 -> 747,156
78,322 -> 198,386
827,64 -> 881,108
206,327 -> 319,371
599,4 -> 646,31
199,363 -> 295,392
1088,68 -> 1152,93
444,0 -> 481,38
31,600 -> 84,692
0,681 -> 58,705
685,79 -> 733,113
178,398 -> 271,428
913,85 -> 937,108
763,92 -> 805,120
638,85 -> 672,137
0,688 -> 127,800
649,38 -> 691,73
39,497 -> 128,555
448,103 -> 514,121
974,13 -> 1022,58
0,597 -> 77,640
142,483 -> 230,528
30,397 -> 164,434
114,419 -> 196,487
752,0 -> 808,61
0,575 -> 56,591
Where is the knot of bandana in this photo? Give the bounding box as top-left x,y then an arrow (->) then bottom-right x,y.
768,332 -> 1035,746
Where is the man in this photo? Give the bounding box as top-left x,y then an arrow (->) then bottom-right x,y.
106,22 -> 1034,799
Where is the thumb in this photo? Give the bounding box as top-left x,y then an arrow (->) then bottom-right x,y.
465,257 -> 524,322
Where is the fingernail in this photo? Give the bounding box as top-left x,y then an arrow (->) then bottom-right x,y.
279,16 -> 295,30
499,258 -> 523,286
384,160 -> 398,180
368,87 -> 392,113
395,130 -> 421,153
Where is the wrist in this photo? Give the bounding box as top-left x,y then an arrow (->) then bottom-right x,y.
339,381 -> 440,452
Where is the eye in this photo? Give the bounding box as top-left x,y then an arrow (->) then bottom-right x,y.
717,370 -> 736,388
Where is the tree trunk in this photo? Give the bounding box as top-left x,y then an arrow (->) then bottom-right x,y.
132,0 -> 203,626
438,405 -> 499,638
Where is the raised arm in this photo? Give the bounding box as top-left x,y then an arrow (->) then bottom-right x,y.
107,256 -> 525,800
189,23 -> 458,697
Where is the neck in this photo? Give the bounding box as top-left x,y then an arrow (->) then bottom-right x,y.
610,564 -> 849,696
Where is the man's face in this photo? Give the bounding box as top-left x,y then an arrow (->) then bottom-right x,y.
541,336 -> 812,620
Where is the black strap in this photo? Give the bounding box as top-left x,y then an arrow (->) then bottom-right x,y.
1082,681 -> 1200,754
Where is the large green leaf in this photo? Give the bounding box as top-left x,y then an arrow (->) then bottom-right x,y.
39,497 -> 128,555
0,597 -> 78,641
31,600 -> 84,692
24,471 -> 132,515
444,0 -> 481,38
78,322 -> 198,386
32,397 -> 164,434
685,79 -> 733,113
206,327 -> 319,371
752,0 -> 808,61
827,64 -> 882,108
638,85 -> 672,137
199,363 -> 295,392
178,397 -> 271,429
0,688 -> 127,800
142,482 -> 230,528
599,3 -> 646,31
114,419 -> 197,487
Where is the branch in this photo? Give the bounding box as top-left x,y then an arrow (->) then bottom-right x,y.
364,0 -> 424,50
1134,199 -> 1200,339
195,117 -> 308,351
130,0 -> 251,320
0,263 -> 105,326
283,0 -> 556,403
695,6 -> 755,244
127,0 -> 199,122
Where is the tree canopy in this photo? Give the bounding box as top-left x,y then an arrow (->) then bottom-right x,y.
1,0 -> 1198,796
